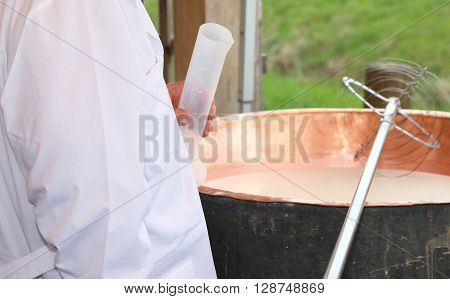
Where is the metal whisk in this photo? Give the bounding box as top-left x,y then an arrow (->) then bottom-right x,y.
324,70 -> 440,278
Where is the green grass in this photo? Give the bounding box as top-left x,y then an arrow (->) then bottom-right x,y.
263,73 -> 362,109
144,0 -> 450,111
143,0 -> 159,28
262,0 -> 450,111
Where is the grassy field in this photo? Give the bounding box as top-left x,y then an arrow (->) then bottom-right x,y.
144,0 -> 159,26
144,0 -> 450,111
262,0 -> 450,111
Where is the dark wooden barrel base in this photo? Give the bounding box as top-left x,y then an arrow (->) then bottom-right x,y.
200,194 -> 450,279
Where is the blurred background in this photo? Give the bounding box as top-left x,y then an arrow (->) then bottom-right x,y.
143,0 -> 450,112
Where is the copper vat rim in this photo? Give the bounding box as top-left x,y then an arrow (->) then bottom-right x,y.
199,108 -> 450,207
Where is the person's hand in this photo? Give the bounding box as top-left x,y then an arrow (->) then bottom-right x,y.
167,81 -> 216,137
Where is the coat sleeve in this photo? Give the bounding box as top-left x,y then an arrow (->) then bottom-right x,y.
1,0 -> 156,278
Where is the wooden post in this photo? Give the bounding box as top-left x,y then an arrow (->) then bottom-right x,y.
252,0 -> 263,111
170,0 -> 262,114
173,0 -> 205,82
205,0 -> 242,114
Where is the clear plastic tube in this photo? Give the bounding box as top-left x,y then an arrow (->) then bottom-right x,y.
179,23 -> 234,136
178,23 -> 234,185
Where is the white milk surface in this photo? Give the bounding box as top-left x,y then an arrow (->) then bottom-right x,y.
203,168 -> 450,205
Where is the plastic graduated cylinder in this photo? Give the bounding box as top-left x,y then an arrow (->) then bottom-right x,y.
178,23 -> 234,185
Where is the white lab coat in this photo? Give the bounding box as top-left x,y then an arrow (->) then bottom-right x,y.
0,0 -> 216,278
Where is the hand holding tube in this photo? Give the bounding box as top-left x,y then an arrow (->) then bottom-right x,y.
167,81 -> 216,137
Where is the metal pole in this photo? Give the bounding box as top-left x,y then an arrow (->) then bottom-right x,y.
324,98 -> 400,279
239,0 -> 257,113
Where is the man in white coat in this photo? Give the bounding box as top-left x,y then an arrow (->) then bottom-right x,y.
0,0 -> 217,278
